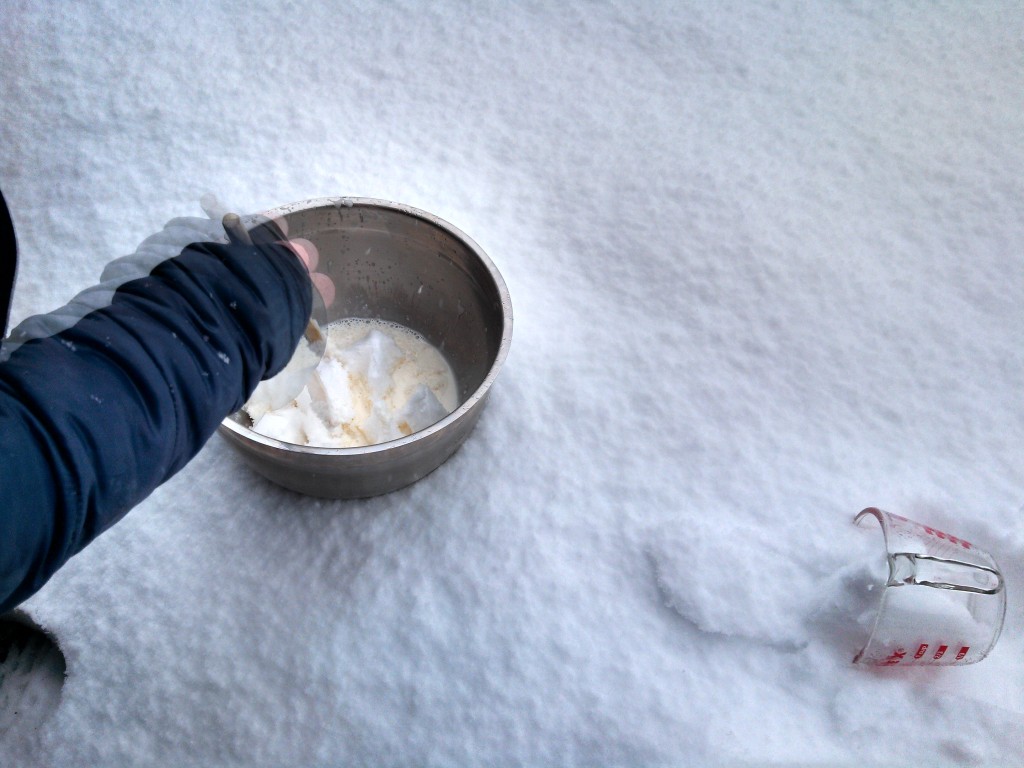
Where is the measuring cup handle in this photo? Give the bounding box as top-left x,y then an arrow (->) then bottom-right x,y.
889,552 -> 1004,595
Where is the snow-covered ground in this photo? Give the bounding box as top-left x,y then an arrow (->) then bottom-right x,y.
2,1 -> 1023,765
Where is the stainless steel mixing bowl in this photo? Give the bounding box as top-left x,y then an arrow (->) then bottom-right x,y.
217,198 -> 512,498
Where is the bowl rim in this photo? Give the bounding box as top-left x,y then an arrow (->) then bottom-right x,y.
218,196 -> 513,456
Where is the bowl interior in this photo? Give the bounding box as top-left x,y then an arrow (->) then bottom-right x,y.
230,200 -> 507,431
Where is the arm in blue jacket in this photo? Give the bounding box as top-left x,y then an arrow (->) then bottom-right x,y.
0,235 -> 312,613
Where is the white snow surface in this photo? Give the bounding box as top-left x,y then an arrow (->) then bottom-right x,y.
2,1 -> 1024,765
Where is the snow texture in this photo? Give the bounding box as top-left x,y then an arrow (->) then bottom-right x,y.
2,1 -> 1023,765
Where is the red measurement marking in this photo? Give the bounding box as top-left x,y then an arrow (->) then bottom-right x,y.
920,525 -> 972,550
882,648 -> 907,666
933,645 -> 949,660
956,646 -> 969,661
913,644 -> 928,659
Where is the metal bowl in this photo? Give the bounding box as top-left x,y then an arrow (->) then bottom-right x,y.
217,197 -> 512,498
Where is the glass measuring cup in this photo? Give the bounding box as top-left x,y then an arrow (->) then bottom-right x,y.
853,507 -> 1006,666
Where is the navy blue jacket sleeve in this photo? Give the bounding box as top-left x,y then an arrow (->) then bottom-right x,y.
0,190 -> 16,336
0,240 -> 312,613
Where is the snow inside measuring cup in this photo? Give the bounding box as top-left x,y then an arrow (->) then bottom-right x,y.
825,521 -> 890,642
